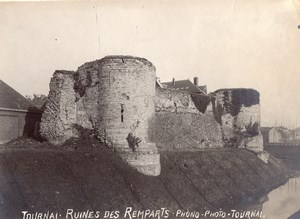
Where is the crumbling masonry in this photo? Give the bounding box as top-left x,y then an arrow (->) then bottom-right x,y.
41,56 -> 265,176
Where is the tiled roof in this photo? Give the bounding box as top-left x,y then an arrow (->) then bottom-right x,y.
0,80 -> 41,112
162,79 -> 205,94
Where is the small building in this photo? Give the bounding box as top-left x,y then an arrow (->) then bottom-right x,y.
0,80 -> 42,144
269,128 -> 282,143
268,127 -> 290,143
161,77 -> 207,94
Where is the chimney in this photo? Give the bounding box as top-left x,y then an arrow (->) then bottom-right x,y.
172,78 -> 175,86
193,77 -> 199,86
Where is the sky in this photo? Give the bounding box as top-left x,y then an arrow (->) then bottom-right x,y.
0,0 -> 300,127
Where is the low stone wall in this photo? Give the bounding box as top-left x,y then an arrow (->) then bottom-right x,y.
119,152 -> 161,176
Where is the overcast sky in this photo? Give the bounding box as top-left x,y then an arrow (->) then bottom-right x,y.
0,0 -> 299,127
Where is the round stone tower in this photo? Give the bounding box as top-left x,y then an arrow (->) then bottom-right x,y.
77,55 -> 160,175
97,56 -> 156,149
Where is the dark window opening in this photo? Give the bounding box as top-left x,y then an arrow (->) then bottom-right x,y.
121,104 -> 124,123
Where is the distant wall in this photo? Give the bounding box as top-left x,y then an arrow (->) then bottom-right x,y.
150,88 -> 223,150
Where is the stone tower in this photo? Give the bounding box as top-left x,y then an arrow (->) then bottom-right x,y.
76,56 -> 160,175
41,56 -> 161,176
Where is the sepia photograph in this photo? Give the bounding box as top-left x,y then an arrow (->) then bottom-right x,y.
0,1 -> 300,219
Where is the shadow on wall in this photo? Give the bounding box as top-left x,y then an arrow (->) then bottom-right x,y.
23,107 -> 44,142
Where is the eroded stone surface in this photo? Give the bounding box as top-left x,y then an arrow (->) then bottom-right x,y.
40,71 -> 76,145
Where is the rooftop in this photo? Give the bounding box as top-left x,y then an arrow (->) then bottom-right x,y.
161,79 -> 206,94
0,80 -> 41,112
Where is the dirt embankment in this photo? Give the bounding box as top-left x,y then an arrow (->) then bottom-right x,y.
0,141 -> 290,219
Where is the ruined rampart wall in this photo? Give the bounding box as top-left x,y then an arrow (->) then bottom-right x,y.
40,56 -> 265,175
150,87 -> 264,153
150,88 -> 223,150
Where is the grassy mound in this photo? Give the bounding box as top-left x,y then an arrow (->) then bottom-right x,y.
0,140 -> 290,219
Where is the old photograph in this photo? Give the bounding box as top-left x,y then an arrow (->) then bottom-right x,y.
0,1 -> 300,219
